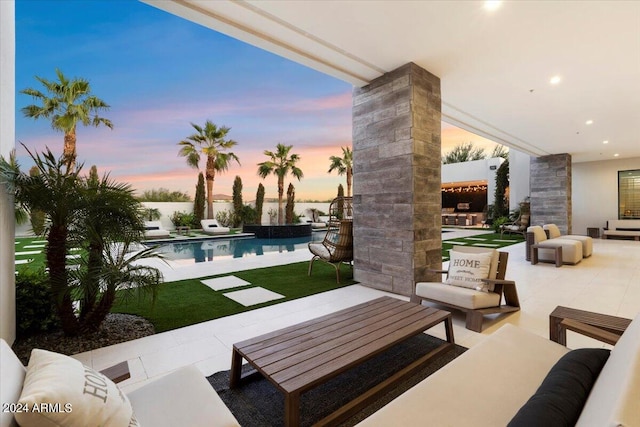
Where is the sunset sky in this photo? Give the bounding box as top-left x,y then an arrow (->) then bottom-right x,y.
15,0 -> 499,201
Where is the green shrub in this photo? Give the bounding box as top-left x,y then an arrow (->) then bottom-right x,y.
215,210 -> 234,227
170,211 -> 195,227
15,268 -> 58,338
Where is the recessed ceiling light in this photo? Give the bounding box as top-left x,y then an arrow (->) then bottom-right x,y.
614,153 -> 620,157
483,1 -> 502,11
550,75 -> 561,85
603,140 -> 609,144
585,120 -> 593,125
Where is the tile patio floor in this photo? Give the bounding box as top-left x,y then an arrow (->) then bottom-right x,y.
71,231 -> 640,394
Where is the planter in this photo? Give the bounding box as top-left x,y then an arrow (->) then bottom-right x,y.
242,224 -> 312,238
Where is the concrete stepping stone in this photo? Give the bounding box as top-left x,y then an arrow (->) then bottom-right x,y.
223,287 -> 285,307
201,276 -> 251,291
15,250 -> 41,256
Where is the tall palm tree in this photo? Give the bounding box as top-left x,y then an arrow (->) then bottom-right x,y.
258,143 -> 303,225
21,69 -> 113,171
178,120 -> 240,219
328,146 -> 353,197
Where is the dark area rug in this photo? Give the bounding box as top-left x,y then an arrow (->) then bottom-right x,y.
208,333 -> 467,427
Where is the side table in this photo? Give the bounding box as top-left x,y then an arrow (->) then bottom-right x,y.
587,227 -> 600,238
176,226 -> 190,235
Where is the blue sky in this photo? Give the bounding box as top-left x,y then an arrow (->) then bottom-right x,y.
15,0 -> 352,200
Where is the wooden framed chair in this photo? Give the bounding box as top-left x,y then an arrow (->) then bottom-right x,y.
500,212 -> 530,237
308,196 -> 353,283
411,246 -> 520,332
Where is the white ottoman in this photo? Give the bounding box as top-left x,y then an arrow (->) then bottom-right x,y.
543,224 -> 594,257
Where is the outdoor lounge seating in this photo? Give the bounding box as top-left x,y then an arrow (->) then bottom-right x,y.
201,219 -> 230,235
603,219 -> 640,240
543,223 -> 593,257
0,338 -> 240,427
356,307 -> 640,427
527,225 -> 583,266
412,246 -> 520,332
499,212 -> 530,237
143,221 -> 170,239
308,196 -> 353,283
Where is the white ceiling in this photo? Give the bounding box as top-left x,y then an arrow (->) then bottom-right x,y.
145,0 -> 640,163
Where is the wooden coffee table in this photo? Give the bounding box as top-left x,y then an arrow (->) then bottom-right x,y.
230,296 -> 454,427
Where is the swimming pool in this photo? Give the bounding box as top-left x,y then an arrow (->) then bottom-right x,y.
155,234 -> 325,264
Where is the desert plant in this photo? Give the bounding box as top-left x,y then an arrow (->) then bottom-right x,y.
178,120 -> 240,219
138,188 -> 191,202
267,208 -> 278,225
170,211 -> 195,227
328,146 -> 353,197
285,183 -> 295,224
336,184 -> 345,219
257,143 -> 303,225
21,69 -> 113,170
2,146 -> 162,335
232,176 -> 243,227
255,183 -> 265,225
442,142 -> 486,164
193,172 -> 205,226
141,208 -> 161,221
214,209 -> 234,227
494,159 -> 509,218
15,268 -> 58,338
28,166 -> 46,234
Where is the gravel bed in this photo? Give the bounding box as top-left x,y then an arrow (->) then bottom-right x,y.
12,313 -> 155,365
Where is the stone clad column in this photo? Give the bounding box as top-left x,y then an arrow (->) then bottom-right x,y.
352,63 -> 441,296
530,153 -> 572,234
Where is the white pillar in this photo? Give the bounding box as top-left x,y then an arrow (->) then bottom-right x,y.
0,0 -> 16,343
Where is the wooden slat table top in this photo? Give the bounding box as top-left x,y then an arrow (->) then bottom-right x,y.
233,296 -> 450,394
550,306 -> 632,332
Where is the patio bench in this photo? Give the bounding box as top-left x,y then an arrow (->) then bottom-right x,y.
356,308 -> 640,426
603,219 -> 640,240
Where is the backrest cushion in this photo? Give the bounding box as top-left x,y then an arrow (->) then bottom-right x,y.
0,339 -> 26,427
543,224 -> 562,239
446,250 -> 493,292
450,245 -> 500,280
576,313 -> 640,426
527,226 -> 547,243
15,348 -> 137,427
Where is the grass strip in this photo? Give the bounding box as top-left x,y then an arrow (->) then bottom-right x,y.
111,261 -> 355,333
442,232 -> 524,261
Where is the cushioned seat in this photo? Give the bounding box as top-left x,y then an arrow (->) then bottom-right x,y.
415,281 -> 501,309
144,221 -> 170,239
543,224 -> 593,257
201,219 -> 230,235
528,226 -> 582,265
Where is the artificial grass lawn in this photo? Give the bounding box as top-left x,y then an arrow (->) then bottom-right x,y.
111,261 -> 355,333
442,232 -> 524,261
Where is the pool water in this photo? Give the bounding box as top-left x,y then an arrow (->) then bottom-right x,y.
155,234 -> 324,264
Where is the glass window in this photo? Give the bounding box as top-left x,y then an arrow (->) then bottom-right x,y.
619,169 -> 640,219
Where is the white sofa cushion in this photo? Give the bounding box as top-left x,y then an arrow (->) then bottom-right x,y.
127,365 -> 240,427
15,349 -> 135,427
446,250 -> 493,291
576,313 -> 640,427
543,224 -> 593,257
0,339 -> 26,427
416,281 -> 501,309
356,324 -> 569,427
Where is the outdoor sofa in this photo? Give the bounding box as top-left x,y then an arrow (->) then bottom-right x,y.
357,309 -> 640,426
1,338 -> 240,427
604,219 -> 640,240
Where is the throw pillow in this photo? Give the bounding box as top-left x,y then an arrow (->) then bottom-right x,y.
15,349 -> 137,427
445,250 -> 493,291
508,348 -> 611,427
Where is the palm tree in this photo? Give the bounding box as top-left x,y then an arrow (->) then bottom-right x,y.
1,146 -> 162,336
328,146 -> 353,197
441,142 -> 486,164
178,120 -> 240,219
20,69 -> 113,171
258,143 -> 303,225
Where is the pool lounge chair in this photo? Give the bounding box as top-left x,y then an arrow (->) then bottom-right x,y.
201,219 -> 230,235
143,221 -> 170,239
